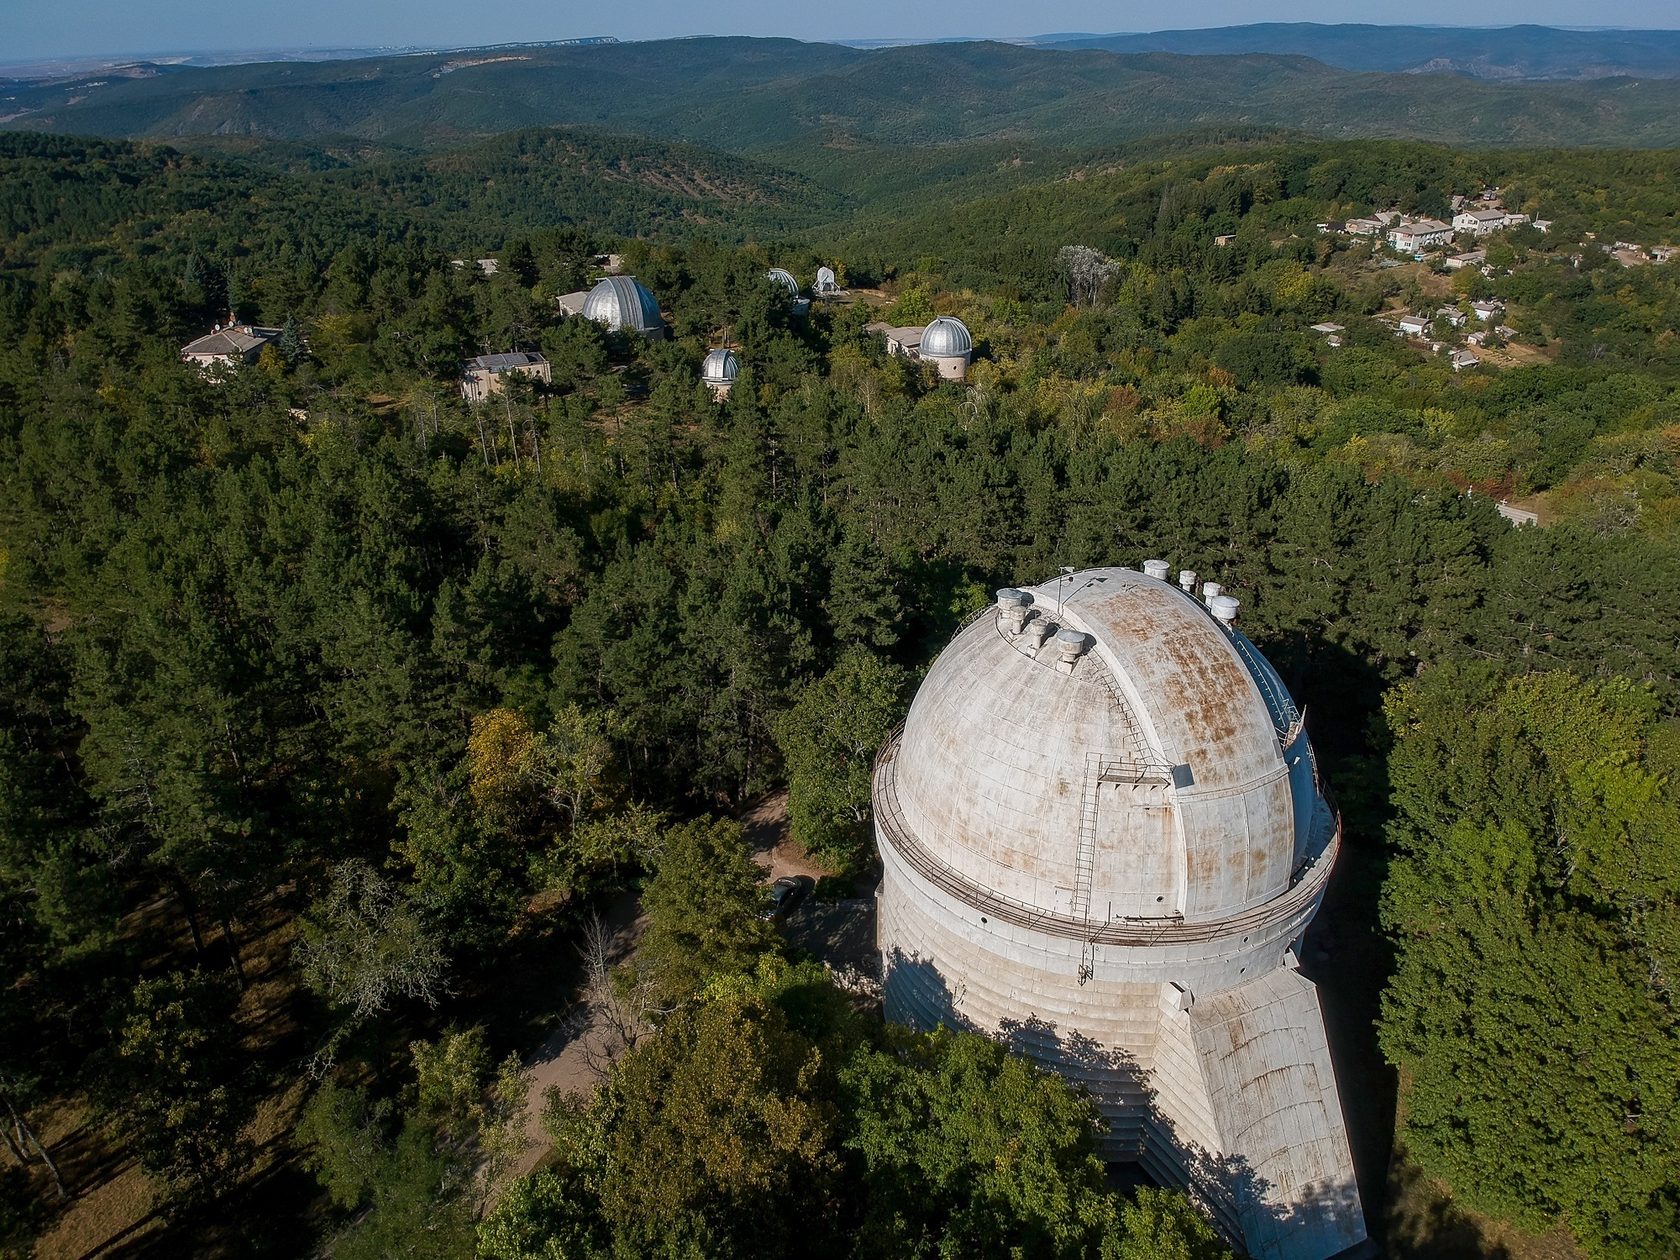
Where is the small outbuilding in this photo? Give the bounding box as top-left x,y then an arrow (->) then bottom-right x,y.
814,265 -> 840,297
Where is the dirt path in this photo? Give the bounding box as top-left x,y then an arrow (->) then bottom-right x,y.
741,791 -> 828,880
510,793 -> 866,1177
510,888 -> 644,1176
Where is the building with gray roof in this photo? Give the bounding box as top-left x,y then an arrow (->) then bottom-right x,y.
180,322 -> 282,374
875,564 -> 1366,1260
460,351 -> 551,403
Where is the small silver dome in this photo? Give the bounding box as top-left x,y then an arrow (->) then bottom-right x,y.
581,275 -> 663,334
701,347 -> 740,385
766,267 -> 800,298
920,315 -> 972,359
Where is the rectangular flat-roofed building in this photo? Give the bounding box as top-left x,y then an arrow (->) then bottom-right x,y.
461,351 -> 551,403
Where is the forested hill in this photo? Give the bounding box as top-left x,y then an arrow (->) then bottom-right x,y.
10,36 -> 1680,151
1043,23 -> 1680,81
0,128 -> 837,265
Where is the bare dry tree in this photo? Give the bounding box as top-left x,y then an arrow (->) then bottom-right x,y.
575,914 -> 665,1078
1058,244 -> 1121,308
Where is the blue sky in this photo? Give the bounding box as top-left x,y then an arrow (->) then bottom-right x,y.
0,0 -> 1672,60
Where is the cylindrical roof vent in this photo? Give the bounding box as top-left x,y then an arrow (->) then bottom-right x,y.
1055,627 -> 1089,664
1202,581 -> 1223,606
1025,617 -> 1052,648
1210,595 -> 1240,624
1178,569 -> 1198,593
1143,559 -> 1170,580
996,588 -> 1029,634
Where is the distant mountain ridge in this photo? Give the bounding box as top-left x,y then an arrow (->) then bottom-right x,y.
7,34 -> 1680,156
1041,23 -> 1680,81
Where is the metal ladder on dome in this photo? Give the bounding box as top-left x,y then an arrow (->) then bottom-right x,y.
1073,754 -> 1104,985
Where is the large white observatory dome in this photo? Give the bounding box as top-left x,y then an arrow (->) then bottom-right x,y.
581,276 -> 664,335
875,564 -> 1365,1260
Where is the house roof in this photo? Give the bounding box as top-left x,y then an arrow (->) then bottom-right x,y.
466,351 -> 546,373
181,325 -> 280,358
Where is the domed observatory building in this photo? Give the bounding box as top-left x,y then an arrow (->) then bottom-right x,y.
874,564 -> 1366,1260
701,347 -> 740,400
919,315 -> 972,380
581,276 -> 666,339
766,267 -> 811,319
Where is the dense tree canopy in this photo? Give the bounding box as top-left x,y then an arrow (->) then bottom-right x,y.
2,124 -> 1678,1258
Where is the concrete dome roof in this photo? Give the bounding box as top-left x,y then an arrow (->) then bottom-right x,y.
701,347 -> 739,384
582,276 -> 663,333
765,267 -> 800,297
889,566 -> 1329,923
920,315 -> 972,359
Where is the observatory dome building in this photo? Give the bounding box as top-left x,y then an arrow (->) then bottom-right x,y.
701,347 -> 740,399
581,276 -> 666,338
918,315 -> 972,380
874,564 -> 1365,1260
766,267 -> 811,318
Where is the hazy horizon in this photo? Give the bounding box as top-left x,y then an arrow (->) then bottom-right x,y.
3,2 -> 1679,63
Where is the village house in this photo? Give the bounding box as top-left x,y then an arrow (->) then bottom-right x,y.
1310,322 -> 1345,347
1397,314 -> 1430,337
1436,306 -> 1467,329
1389,219 -> 1453,252
180,322 -> 282,373
1453,207 -> 1508,236
1471,299 -> 1505,322
460,351 -> 551,403
1443,249 -> 1487,271
1343,217 -> 1384,236
1450,349 -> 1480,372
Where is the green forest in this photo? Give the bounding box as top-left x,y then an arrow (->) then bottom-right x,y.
2,57 -> 1679,1260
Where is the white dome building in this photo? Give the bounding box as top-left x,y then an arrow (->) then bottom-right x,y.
581,275 -> 666,338
875,564 -> 1366,1260
918,315 -> 972,380
765,267 -> 811,319
701,347 -> 740,399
